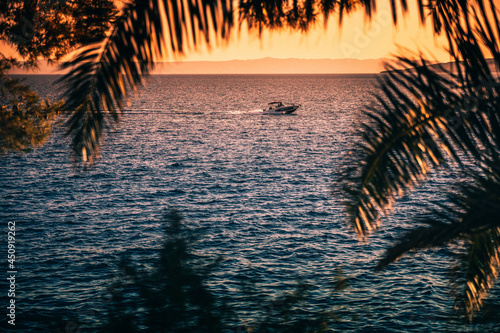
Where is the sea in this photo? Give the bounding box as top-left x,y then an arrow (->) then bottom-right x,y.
1,74 -> 499,332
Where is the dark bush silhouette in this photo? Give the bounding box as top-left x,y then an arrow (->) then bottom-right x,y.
101,209 -> 351,332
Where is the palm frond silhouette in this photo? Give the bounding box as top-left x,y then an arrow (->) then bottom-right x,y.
340,0 -> 500,320
58,0 -> 234,163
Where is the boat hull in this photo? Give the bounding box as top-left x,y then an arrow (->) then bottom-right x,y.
263,104 -> 300,114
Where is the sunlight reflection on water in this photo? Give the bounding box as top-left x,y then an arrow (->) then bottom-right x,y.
2,74 -> 497,332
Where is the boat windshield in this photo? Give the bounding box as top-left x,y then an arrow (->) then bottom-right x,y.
269,102 -> 283,107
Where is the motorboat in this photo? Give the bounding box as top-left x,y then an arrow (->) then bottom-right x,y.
263,101 -> 300,114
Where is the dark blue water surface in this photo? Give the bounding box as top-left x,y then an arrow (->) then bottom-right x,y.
1,75 -> 498,332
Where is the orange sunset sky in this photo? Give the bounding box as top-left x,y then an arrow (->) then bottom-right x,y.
185,1 -> 451,63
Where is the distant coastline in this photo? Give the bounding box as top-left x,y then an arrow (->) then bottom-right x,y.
152,58 -> 391,74
7,57 -> 392,75
11,58 -> 493,75
380,59 -> 499,74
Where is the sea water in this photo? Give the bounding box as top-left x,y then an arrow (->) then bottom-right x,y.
1,74 -> 497,332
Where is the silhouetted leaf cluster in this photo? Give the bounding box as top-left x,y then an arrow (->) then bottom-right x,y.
339,0 -> 500,321
0,0 -> 118,63
0,0 -> 118,155
0,57 -> 63,153
102,209 -> 225,333
58,0 -> 234,164
102,209 -> 352,333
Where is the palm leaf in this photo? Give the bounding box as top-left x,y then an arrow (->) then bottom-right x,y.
451,162 -> 500,320
238,0 -> 340,33
340,0 -> 500,237
375,161 -> 500,320
376,167 -> 500,270
451,228 -> 500,321
58,0 -> 233,164
339,57 -> 474,237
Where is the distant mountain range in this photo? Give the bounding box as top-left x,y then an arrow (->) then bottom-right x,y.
8,57 -> 393,75
12,57 -> 497,75
153,57 -> 392,74
381,58 -> 499,74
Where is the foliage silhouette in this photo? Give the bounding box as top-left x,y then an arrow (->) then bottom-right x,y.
0,0 -> 118,154
102,209 -> 225,333
102,209 -> 351,332
0,0 -> 118,63
240,268 -> 351,333
339,0 -> 500,321
0,57 -> 62,153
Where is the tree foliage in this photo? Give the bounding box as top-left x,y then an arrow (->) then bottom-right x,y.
0,0 -> 118,154
103,209 -> 225,333
0,57 -> 62,153
58,0 -> 235,163
0,0 -> 118,63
